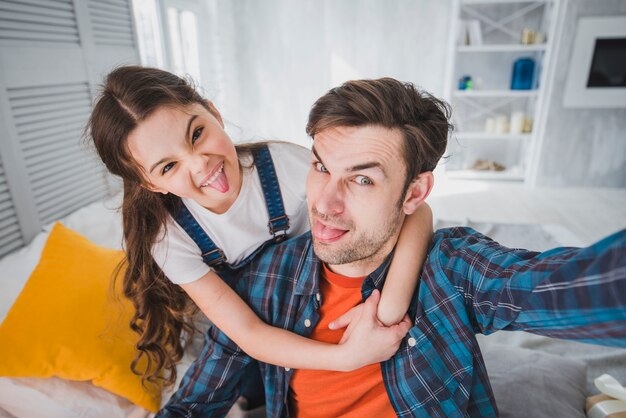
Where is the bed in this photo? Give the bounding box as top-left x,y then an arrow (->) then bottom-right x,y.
0,196 -> 624,418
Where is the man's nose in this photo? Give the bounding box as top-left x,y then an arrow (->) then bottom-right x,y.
315,179 -> 344,216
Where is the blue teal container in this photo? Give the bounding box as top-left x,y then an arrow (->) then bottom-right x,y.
511,57 -> 536,90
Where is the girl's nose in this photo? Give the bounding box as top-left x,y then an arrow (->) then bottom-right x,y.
190,152 -> 208,175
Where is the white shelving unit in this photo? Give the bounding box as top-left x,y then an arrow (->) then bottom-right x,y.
443,0 -> 563,183
453,90 -> 538,98
457,44 -> 547,52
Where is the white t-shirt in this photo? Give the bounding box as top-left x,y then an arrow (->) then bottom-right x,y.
152,142 -> 311,284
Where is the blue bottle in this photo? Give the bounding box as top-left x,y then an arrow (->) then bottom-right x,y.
511,58 -> 536,90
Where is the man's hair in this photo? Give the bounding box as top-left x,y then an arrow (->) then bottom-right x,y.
306,78 -> 452,195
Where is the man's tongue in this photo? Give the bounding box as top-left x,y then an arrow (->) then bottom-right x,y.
207,171 -> 229,193
312,222 -> 346,240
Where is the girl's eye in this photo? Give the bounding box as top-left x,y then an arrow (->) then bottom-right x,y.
314,162 -> 328,173
191,127 -> 203,144
162,162 -> 175,175
354,175 -> 373,186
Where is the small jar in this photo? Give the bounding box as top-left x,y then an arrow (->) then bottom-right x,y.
521,28 -> 536,44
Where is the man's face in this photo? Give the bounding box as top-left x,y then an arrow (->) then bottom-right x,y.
306,125 -> 409,276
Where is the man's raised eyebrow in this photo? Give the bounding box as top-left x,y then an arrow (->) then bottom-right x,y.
311,145 -> 386,176
348,161 -> 386,176
149,114 -> 198,174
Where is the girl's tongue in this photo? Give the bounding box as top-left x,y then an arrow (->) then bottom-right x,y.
208,171 -> 229,193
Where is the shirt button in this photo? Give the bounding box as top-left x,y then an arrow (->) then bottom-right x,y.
407,337 -> 417,347
304,319 -> 312,328
315,293 -> 321,302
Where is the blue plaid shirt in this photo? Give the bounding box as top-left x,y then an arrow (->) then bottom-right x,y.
159,227 -> 626,417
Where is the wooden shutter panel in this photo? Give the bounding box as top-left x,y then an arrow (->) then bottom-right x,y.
0,160 -> 24,258
8,82 -> 108,225
0,0 -> 139,252
0,0 -> 80,44
88,0 -> 136,47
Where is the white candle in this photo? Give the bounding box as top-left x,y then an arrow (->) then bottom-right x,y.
495,114 -> 509,134
485,117 -> 496,133
510,111 -> 525,134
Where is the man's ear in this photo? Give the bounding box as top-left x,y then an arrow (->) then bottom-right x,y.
401,171 -> 434,215
205,100 -> 224,128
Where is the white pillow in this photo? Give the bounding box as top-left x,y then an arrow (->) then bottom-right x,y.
0,377 -> 150,418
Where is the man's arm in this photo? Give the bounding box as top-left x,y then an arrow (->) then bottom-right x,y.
156,325 -> 253,417
433,227 -> 626,346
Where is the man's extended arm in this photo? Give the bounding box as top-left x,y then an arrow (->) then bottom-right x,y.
156,325 -> 253,417
434,227 -> 626,346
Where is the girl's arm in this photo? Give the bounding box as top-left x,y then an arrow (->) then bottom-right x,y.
377,202 -> 433,326
181,273 -> 410,372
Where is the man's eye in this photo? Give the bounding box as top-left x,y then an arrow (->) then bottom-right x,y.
354,175 -> 373,186
191,127 -> 203,144
162,162 -> 175,174
314,162 -> 328,173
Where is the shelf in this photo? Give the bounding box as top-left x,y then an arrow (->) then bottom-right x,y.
462,0 -> 551,4
455,132 -> 531,140
445,169 -> 525,181
447,0 -> 559,182
457,44 -> 546,52
453,90 -> 538,98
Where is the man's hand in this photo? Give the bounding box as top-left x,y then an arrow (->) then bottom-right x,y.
328,289 -> 412,371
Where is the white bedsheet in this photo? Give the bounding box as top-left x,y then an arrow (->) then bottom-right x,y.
0,377 -> 150,418
0,195 -> 154,417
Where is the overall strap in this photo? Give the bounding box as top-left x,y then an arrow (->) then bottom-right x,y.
253,145 -> 290,240
171,203 -> 227,267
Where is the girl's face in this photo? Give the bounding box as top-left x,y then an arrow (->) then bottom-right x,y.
127,102 -> 241,214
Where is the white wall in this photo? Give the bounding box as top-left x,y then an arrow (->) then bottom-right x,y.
534,0 -> 626,188
209,0 -> 453,147
163,0 -> 625,188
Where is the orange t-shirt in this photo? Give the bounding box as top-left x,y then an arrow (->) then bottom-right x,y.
288,264 -> 396,418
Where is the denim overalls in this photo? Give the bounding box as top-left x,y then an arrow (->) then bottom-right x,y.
169,145 -> 290,408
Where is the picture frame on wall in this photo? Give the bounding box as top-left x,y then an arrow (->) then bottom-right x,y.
563,16 -> 626,108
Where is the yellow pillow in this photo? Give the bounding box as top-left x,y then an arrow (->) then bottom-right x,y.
0,222 -> 161,412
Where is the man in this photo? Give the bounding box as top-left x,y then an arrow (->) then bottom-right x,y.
159,78 -> 626,417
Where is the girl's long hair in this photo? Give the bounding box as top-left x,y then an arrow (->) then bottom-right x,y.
87,65 -> 261,388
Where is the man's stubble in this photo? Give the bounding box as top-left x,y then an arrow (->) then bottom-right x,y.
310,204 -> 404,268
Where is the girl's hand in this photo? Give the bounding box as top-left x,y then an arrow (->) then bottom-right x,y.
328,289 -> 412,371
328,304 -> 362,344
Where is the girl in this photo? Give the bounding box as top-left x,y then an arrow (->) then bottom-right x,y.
88,66 -> 433,389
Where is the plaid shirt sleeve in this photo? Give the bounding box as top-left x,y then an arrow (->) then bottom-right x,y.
156,325 -> 254,418
435,227 -> 626,346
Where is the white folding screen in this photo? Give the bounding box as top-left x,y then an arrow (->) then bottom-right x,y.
88,0 -> 136,47
0,0 -> 140,258
0,159 -> 23,257
0,0 -> 81,43
8,82 -> 107,226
